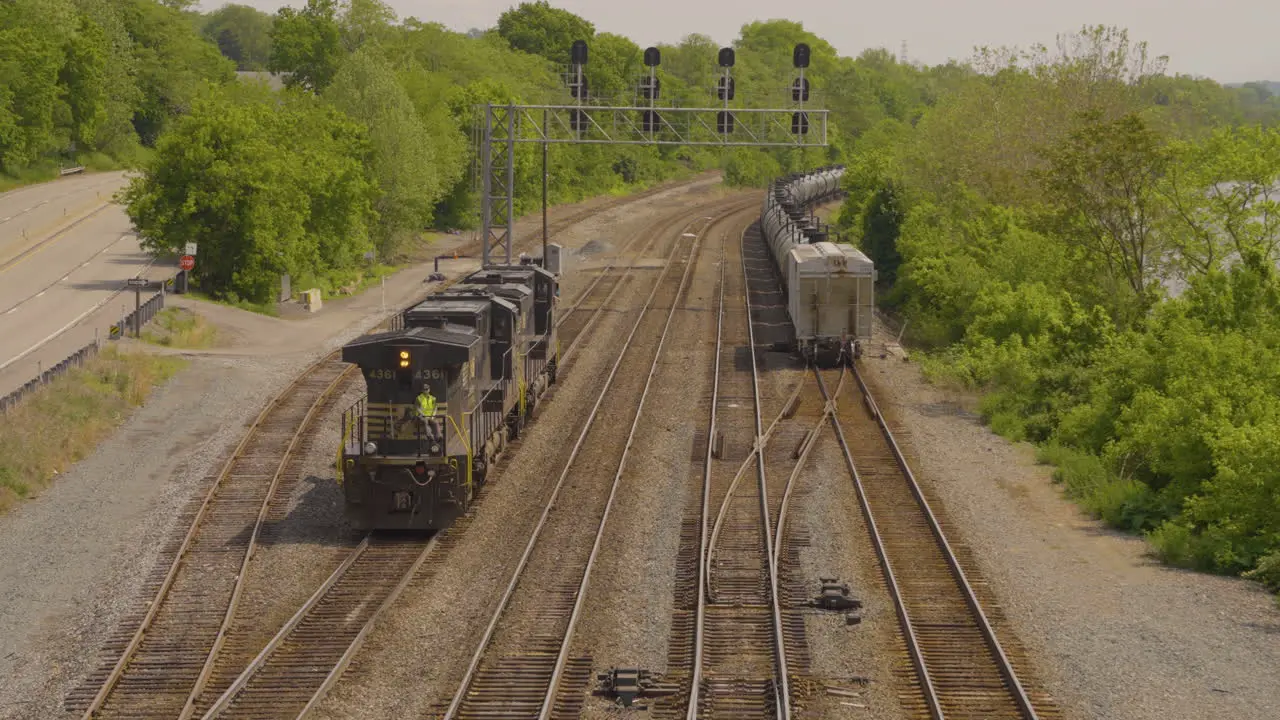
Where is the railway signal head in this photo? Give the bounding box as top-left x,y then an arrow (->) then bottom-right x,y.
644,47 -> 660,67
571,40 -> 588,65
570,108 -> 588,132
717,110 -> 735,134
642,110 -> 661,133
718,47 -> 735,68
716,76 -> 735,101
791,111 -> 809,135
639,76 -> 660,100
793,43 -> 810,69
792,77 -> 810,102
570,76 -> 589,99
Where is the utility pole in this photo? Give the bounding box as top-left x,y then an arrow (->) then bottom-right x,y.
542,108 -> 549,264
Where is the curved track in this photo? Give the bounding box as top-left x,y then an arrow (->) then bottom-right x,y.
817,364 -> 1058,720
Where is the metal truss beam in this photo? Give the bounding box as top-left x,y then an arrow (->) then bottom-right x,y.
480,103 -> 827,266
507,104 -> 827,146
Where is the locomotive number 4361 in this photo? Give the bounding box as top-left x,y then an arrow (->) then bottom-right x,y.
365,368 -> 446,380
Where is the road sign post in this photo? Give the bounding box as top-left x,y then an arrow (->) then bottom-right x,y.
127,277 -> 148,337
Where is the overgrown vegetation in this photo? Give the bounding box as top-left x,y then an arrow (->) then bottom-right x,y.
0,347 -> 184,513
141,307 -> 218,348
0,0 -> 234,181
836,26 -> 1280,600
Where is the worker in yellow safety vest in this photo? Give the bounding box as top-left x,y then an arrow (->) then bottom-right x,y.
416,389 -> 436,419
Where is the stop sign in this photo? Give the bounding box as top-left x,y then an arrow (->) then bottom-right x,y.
179,255 -> 195,271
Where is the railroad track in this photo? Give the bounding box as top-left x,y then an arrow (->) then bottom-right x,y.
434,205 -> 744,720
674,219 -> 845,719
188,202 -> 750,720
817,365 -> 1060,720
67,354 -> 356,719
451,173 -> 710,262
64,174 -> 701,719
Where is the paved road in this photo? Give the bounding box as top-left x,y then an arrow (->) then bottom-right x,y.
0,173 -> 174,399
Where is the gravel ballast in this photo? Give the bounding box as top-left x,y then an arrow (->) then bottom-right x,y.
308,186 -> 740,720
0,177 -> 723,720
0,354 -> 299,720
860,326 -> 1280,720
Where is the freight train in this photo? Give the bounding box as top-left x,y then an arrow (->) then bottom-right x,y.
760,166 -> 875,365
338,262 -> 557,531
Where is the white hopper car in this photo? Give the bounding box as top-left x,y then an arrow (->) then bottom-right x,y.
759,166 -> 876,365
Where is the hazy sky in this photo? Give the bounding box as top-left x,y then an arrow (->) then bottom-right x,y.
199,1 -> 1280,83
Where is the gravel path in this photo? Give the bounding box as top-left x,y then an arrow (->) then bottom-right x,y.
860,324 -> 1280,720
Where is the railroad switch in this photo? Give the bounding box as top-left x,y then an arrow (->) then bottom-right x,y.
809,577 -> 863,612
595,667 -> 659,708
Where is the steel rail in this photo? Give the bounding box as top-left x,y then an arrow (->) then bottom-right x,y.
771,368 -> 846,565
553,217 -> 663,325
685,236 -> 727,720
81,350 -> 351,719
554,203 -> 701,368
178,364 -> 355,719
813,366 -> 941,717
846,363 -> 1040,719
703,377 -> 805,602
294,536 -> 440,719
197,535 -> 373,717
535,203 -> 735,720
440,207 -> 716,720
740,224 -> 791,720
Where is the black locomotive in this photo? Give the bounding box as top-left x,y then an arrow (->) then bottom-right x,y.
339,263 -> 558,530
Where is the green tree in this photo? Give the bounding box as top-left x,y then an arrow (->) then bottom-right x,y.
495,1 -> 594,64
123,82 -> 377,302
201,3 -> 274,71
1160,125 -> 1280,274
326,48 -> 453,255
1040,110 -> 1171,307
269,0 -> 343,93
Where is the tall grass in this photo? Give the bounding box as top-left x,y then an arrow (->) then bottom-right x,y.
0,347 -> 185,513
141,308 -> 218,348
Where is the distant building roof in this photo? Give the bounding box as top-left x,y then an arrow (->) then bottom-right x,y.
236,71 -> 288,91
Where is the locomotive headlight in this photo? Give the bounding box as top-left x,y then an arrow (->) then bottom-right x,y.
431,443 -> 441,454
398,350 -> 410,368
364,441 -> 377,455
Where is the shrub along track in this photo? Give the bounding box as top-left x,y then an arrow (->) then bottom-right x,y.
815,363 -> 1062,720
66,183 -> 708,720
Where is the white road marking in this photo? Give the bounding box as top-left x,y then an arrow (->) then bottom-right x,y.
0,256 -> 160,372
